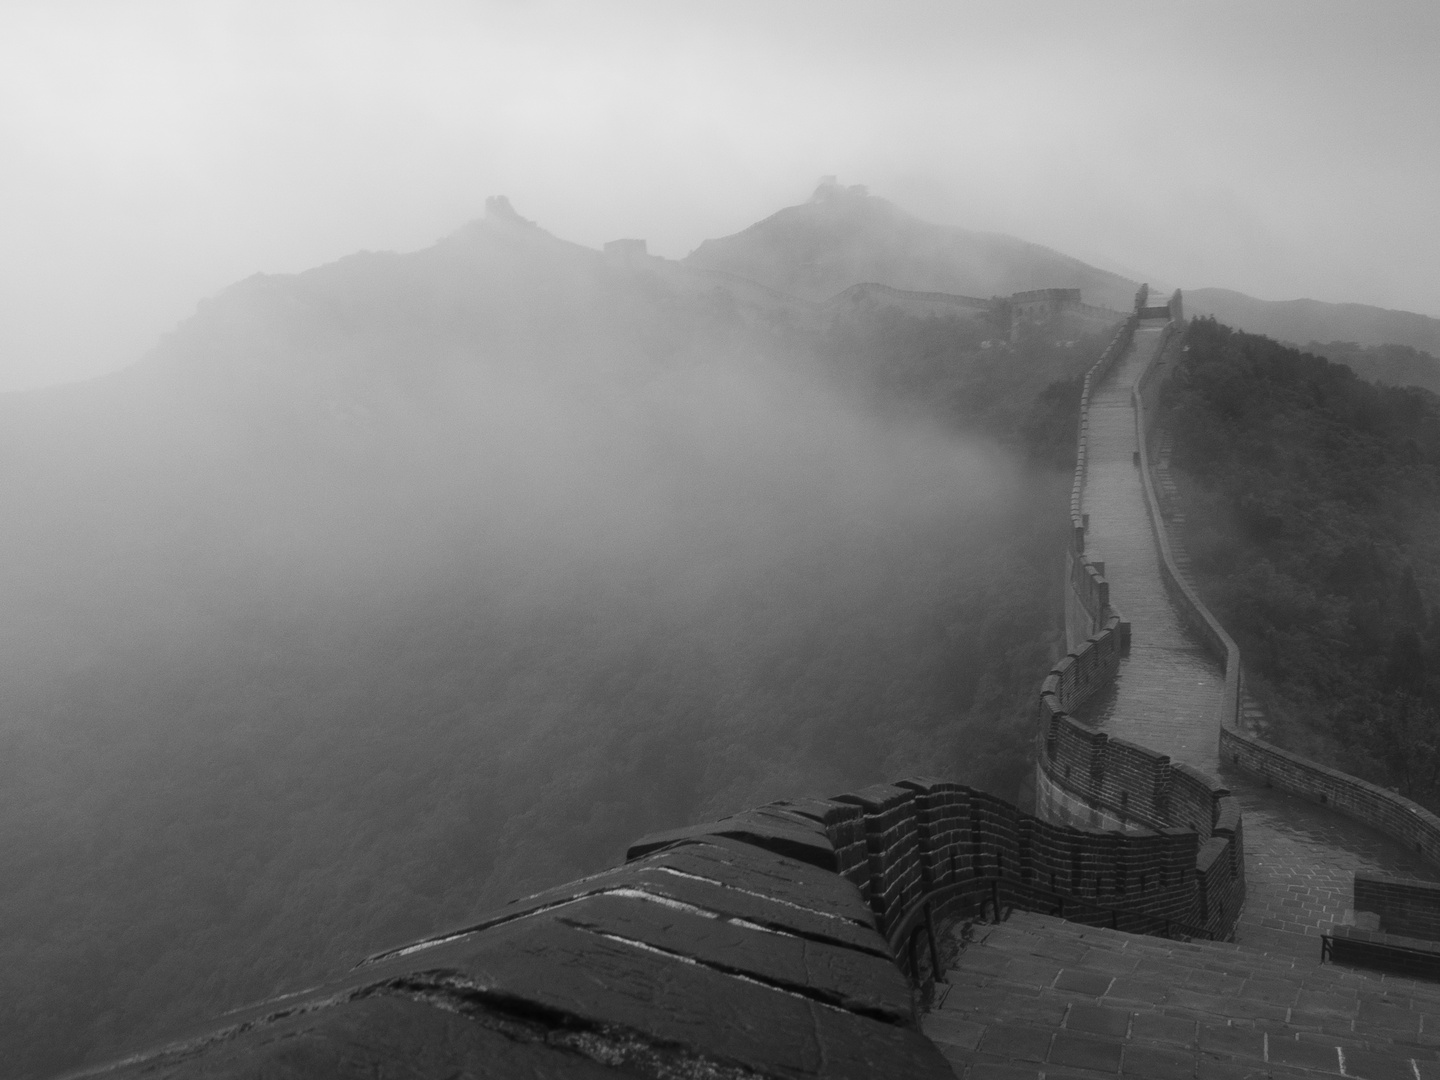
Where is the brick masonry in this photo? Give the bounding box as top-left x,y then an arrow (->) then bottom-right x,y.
1356,875 -> 1440,942
1221,725 -> 1440,871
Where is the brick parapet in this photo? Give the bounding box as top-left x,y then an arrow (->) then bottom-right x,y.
624,769 -> 1225,976
1354,874 -> 1440,941
1219,729 -> 1440,869
834,784 -> 925,932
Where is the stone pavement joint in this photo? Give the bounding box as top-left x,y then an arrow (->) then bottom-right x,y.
925,910 -> 1440,1079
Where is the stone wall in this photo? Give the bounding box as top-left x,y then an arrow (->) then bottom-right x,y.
1355,874 -> 1440,941
102,762 -> 1256,1077
827,282 -> 1125,343
628,775 -> 1229,975
1221,731 -> 1440,866
1033,649 -> 1246,940
1033,310 -> 1245,940
830,281 -> 993,313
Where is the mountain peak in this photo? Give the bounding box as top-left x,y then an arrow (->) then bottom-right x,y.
685,183 -> 1136,308
483,194 -> 539,229
809,176 -> 871,202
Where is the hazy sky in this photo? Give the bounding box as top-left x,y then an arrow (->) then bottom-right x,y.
3,0 -> 1438,389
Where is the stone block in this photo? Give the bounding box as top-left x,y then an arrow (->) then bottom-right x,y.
93,992 -> 631,1080
377,916 -> 954,1079
539,893 -> 914,1023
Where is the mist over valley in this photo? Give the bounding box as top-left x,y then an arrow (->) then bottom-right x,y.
6,5 -> 1440,1076
0,185 -> 1124,1075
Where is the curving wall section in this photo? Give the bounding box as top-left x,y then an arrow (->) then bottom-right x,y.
626,774 -> 1225,980
1034,295 -> 1246,940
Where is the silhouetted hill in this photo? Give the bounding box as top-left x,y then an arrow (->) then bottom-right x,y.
685,180 -> 1139,309
1302,339 -> 1440,395
1187,287 -> 1440,357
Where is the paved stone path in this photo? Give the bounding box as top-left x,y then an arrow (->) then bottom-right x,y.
1077,325 -> 1223,770
1075,322 -> 1439,960
924,909 -> 1440,1079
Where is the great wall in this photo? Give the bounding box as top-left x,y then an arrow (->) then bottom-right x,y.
83,286 -> 1440,1078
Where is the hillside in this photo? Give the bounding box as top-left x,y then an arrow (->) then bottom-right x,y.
683,182 -> 1440,383
1161,318 -> 1440,800
0,195 -> 1108,1077
1303,339 -> 1440,395
1187,287 -> 1440,357
685,179 -> 1139,309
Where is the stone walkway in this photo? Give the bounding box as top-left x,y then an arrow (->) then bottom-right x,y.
924,909 -> 1440,1079
1077,325 -> 1224,771
1075,322 -> 1439,959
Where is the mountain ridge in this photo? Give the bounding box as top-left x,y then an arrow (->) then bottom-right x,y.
5,182 -> 1439,1078
684,180 -> 1140,310
680,181 -> 1440,380
1187,286 -> 1440,356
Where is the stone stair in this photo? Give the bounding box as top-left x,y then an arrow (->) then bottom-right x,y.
924,909 -> 1440,1078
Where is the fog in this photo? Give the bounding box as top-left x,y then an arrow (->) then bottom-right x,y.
3,0 -> 1439,388
5,2 -> 1431,1072
0,202 -> 1094,1074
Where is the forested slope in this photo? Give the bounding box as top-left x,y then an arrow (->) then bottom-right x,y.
1161,319 -> 1440,798
1306,339 -> 1440,396
1186,288 -> 1440,357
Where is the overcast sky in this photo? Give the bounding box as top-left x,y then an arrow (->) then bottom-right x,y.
2,0 -> 1437,389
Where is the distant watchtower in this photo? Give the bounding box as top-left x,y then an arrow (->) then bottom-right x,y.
1006,288 -> 1112,343
1135,282 -> 1174,320
1011,288 -> 1082,327
604,238 -> 649,265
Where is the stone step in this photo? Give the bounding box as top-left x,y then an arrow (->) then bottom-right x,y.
924,910 -> 1440,1078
